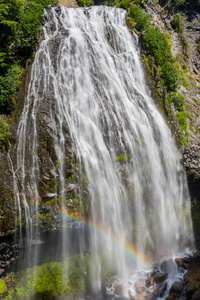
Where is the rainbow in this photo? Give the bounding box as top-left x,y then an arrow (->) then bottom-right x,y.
49,206 -> 151,268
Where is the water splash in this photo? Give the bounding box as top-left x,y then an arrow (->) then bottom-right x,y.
10,5 -> 194,294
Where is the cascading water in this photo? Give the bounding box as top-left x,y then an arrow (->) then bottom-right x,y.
10,4 -> 194,297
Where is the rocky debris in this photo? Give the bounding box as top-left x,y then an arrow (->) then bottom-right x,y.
154,272 -> 168,283
175,257 -> 191,270
135,284 -> 145,294
105,251 -> 200,300
182,145 -> 200,178
160,258 -> 177,275
147,284 -> 159,299
137,294 -> 148,300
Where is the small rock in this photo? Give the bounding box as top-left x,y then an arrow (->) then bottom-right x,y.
147,285 -> 159,299
114,284 -> 124,296
154,272 -> 167,283
50,169 -> 58,177
135,284 -> 145,294
128,289 -> 135,300
137,293 -> 148,300
145,275 -> 154,287
0,269 -> 4,275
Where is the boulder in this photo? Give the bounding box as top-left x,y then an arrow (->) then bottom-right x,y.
154,272 -> 167,283
169,280 -> 184,296
160,258 -> 177,275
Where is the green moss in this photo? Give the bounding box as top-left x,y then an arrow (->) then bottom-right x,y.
42,140 -> 47,148
0,116 -> 11,147
113,153 -> 127,162
5,253 -> 115,299
0,279 -> 5,294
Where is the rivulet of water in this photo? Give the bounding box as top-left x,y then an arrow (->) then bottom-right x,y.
10,5 -> 194,295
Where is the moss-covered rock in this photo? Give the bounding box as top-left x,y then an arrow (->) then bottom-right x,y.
4,253 -> 115,299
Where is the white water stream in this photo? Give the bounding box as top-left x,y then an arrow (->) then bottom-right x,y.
10,5 -> 194,296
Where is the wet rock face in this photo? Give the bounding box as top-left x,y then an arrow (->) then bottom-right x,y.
0,19 -> 90,233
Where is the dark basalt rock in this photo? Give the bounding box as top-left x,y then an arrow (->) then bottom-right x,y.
154,272 -> 168,283
169,280 -> 184,296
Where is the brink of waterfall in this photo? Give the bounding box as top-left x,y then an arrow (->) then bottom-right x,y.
9,5 -> 194,296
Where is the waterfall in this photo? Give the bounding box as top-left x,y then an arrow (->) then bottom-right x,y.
11,5 -> 194,295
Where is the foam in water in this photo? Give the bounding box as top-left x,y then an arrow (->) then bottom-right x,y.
9,5 -> 194,294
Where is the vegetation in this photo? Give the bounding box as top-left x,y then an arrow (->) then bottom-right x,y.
0,116 -> 11,147
0,0 -> 56,146
160,62 -> 179,91
128,4 -> 151,31
172,93 -> 185,111
0,279 -> 5,294
77,0 -> 93,6
196,37 -> 200,52
143,27 -> 173,66
171,14 -> 184,33
4,253 -> 115,299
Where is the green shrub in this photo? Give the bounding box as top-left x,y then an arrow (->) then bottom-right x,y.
116,0 -> 131,9
0,64 -> 21,112
172,93 -> 185,111
176,111 -> 188,136
0,279 -> 5,294
0,0 -> 56,114
171,14 -> 184,33
0,117 -> 11,147
160,62 -> 180,91
180,34 -> 189,57
77,0 -> 93,6
196,37 -> 200,52
186,24 -> 193,29
129,5 -> 151,31
143,26 -> 173,66
176,112 -> 187,130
